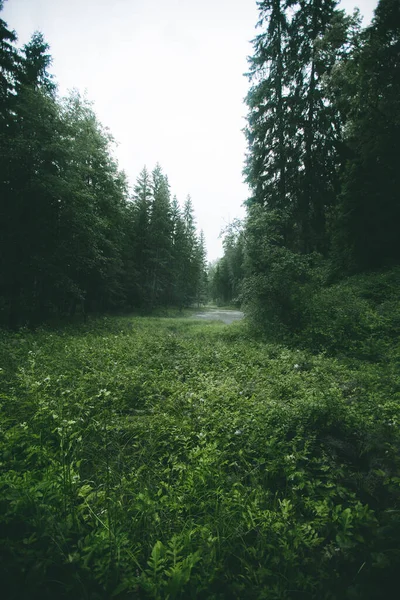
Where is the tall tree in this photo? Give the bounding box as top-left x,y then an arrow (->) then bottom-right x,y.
0,0 -> 18,115
242,0 -> 358,331
245,0 -> 349,255
148,165 -> 173,307
0,2 -> 20,325
244,0 -> 292,214
194,230 -> 208,306
182,195 -> 199,305
59,91 -> 127,315
19,31 -> 55,93
0,29 -> 63,326
332,0 -> 400,271
125,166 -> 152,307
169,195 -> 186,307
290,0 -> 339,254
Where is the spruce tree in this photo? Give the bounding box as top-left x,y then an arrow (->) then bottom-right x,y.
1,28 -> 63,325
60,91 -> 127,315
194,230 -> 208,306
170,196 -> 188,308
244,0 -> 292,213
245,0 -> 348,255
333,0 -> 400,271
126,166 -> 153,307
0,2 -> 20,325
290,0 -> 339,254
148,164 -> 173,307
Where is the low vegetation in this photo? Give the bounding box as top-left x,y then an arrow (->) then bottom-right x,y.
1,305 -> 399,599
1,1 -> 399,598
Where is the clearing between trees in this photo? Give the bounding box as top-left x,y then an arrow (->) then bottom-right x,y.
1,313 -> 398,599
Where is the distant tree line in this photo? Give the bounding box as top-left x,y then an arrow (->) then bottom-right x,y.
211,0 -> 400,330
0,1 -> 207,328
208,221 -> 245,306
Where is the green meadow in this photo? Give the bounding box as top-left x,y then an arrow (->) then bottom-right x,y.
1,314 -> 399,599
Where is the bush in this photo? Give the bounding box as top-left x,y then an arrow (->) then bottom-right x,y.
301,269 -> 400,357
241,205 -> 322,337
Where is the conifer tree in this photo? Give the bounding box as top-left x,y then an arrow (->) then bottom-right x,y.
245,0 -> 346,255
125,166 -> 153,307
0,2 -> 20,325
194,230 -> 208,306
0,1 -> 18,111
244,0 -> 292,213
1,26 -> 63,325
290,0 -> 339,253
0,0 -> 207,324
148,165 -> 173,307
333,0 -> 400,270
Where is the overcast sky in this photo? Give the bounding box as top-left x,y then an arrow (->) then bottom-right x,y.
3,0 -> 377,261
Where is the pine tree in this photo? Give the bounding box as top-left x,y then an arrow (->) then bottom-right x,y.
125,166 -> 152,307
194,230 -> 208,306
19,31 -> 55,93
60,91 -> 127,315
170,196 -> 188,308
333,0 -> 400,271
148,164 -> 173,307
0,2 -> 20,325
290,0 -> 339,254
1,28 -> 64,325
245,0 -> 348,255
242,0 -> 355,330
182,195 -> 199,305
0,0 -> 19,116
244,0 -> 292,213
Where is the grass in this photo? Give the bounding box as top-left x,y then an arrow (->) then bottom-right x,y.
0,315 -> 399,599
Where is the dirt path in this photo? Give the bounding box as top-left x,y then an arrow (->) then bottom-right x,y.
191,308 -> 244,325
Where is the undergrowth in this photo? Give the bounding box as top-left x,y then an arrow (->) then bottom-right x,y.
0,315 -> 399,599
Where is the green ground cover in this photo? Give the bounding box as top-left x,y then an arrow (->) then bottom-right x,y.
0,315 -> 399,599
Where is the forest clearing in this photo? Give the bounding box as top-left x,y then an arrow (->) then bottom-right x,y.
1,310 -> 399,599
1,0 -> 400,597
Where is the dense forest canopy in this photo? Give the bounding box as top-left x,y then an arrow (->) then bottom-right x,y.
0,0 -> 207,328
212,0 -> 400,331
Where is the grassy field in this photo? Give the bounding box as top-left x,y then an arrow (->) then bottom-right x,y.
0,315 -> 399,599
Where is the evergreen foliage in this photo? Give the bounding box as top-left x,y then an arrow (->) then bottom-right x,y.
213,0 -> 400,336
331,0 -> 400,271
1,0 -> 400,597
0,5 -> 207,327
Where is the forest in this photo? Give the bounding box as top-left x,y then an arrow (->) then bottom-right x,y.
0,1 -> 208,327
1,0 -> 400,598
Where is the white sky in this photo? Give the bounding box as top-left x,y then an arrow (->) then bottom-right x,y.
3,0 -> 377,260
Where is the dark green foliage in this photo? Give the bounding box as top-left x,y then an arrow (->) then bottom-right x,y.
123,175 -> 206,311
244,0 -> 292,212
244,0 -> 345,256
0,5 -> 207,327
241,0 -> 400,336
20,31 -> 55,92
242,209 -> 319,335
0,1 -> 18,112
210,221 -> 245,306
125,166 -> 153,308
147,165 -> 174,307
0,315 -> 399,598
331,0 -> 400,272
300,268 -> 400,357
